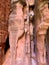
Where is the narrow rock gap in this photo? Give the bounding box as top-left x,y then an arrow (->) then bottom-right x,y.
4,36 -> 10,54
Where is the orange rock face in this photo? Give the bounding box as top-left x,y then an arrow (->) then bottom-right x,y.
0,0 -> 10,65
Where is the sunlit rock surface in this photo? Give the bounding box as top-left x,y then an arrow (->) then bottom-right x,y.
0,0 -> 49,65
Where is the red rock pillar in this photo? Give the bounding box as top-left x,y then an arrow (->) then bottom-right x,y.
8,2 -> 24,65
37,33 -> 46,65
23,5 -> 31,65
30,23 -> 37,65
30,23 -> 34,58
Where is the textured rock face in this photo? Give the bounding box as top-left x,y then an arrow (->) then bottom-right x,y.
0,0 -> 49,65
3,36 -> 26,65
40,4 -> 49,21
45,28 -> 49,65
8,2 -> 25,65
0,0 -> 10,44
0,0 -> 10,65
36,3 -> 49,65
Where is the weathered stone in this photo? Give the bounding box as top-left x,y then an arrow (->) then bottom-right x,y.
8,2 -> 25,65
1,0 -> 49,65
0,0 -> 10,65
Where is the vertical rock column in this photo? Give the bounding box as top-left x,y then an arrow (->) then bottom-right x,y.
37,32 -> 46,65
30,23 -> 34,58
8,1 -> 24,65
36,3 -> 49,65
23,4 -> 31,65
30,23 -> 37,65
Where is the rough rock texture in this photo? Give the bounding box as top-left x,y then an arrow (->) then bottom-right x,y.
0,0 -> 10,65
0,0 -> 49,65
45,28 -> 49,65
8,2 -> 25,65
